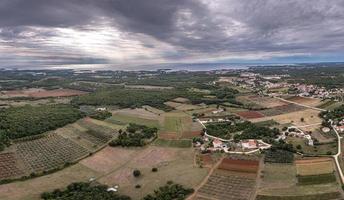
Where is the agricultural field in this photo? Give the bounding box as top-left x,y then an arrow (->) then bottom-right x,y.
0,88 -> 87,99
159,112 -> 193,139
0,117 -> 117,182
259,104 -> 305,117
286,137 -> 337,155
109,108 -> 161,128
0,128 -> 202,200
124,85 -> 173,90
251,109 -> 322,127
164,101 -> 201,111
246,96 -> 288,108
92,146 -> 207,200
260,163 -> 297,188
295,157 -> 337,186
0,97 -> 71,108
284,96 -> 323,107
236,95 -> 265,109
257,158 -> 343,200
317,100 -> 344,110
195,157 -> 259,200
16,134 -> 89,172
237,111 -> 265,119
153,138 -> 192,148
0,152 -> 26,180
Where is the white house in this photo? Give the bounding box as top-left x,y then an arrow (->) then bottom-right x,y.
241,140 -> 258,149
212,139 -> 223,148
96,107 -> 107,111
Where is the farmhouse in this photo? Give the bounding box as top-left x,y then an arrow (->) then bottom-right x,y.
241,140 -> 258,149
96,107 -> 107,111
213,139 -> 223,148
322,127 -> 331,133
336,125 -> 344,133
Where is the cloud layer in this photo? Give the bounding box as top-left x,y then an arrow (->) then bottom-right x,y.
1,0 -> 344,68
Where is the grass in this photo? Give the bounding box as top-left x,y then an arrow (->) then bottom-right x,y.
153,138 -> 192,148
86,118 -> 125,130
0,164 -> 102,200
162,112 -> 192,135
296,161 -> 334,176
259,162 -> 342,200
261,163 -> 297,188
297,173 -> 336,185
254,120 -> 279,127
286,137 -> 337,156
95,146 -> 207,200
108,113 -> 160,128
256,191 -> 341,200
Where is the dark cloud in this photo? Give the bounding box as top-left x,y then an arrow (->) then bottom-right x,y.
0,0 -> 344,67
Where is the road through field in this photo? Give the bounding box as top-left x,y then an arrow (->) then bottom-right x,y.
332,127 -> 344,184
274,97 -> 326,112
279,96 -> 344,184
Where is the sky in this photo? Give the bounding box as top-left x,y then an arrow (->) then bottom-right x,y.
0,0 -> 344,69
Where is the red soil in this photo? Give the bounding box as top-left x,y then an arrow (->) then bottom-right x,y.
218,158 -> 259,173
237,111 -> 265,119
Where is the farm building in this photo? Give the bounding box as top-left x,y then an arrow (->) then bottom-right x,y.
213,139 -> 223,148
96,107 -> 107,111
336,125 -> 344,133
241,140 -> 258,149
322,127 -> 331,133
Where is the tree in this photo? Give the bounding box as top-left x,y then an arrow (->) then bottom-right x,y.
152,167 -> 158,172
133,169 -> 141,177
300,117 -> 305,122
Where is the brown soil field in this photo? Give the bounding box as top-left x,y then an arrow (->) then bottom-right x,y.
237,111 -> 265,119
197,169 -> 257,200
251,109 -> 322,126
295,158 -> 335,176
28,89 -> 87,98
0,164 -> 101,200
158,132 -> 180,139
286,96 -> 322,106
124,85 -> 173,90
218,158 -> 260,173
295,157 -> 333,164
200,154 -> 214,166
97,146 -> 207,199
0,153 -> 26,180
164,101 -> 200,111
1,88 -> 87,98
113,108 -> 160,121
80,147 -> 137,173
0,145 -> 207,200
181,131 -> 202,139
248,96 -> 288,108
173,97 -> 190,103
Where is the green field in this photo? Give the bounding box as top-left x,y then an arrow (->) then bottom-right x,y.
297,173 -> 336,185
161,112 -> 192,138
106,113 -> 160,128
153,138 -> 192,148
286,137 -> 337,156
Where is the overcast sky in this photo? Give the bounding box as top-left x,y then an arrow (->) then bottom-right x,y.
1,0 -> 344,68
